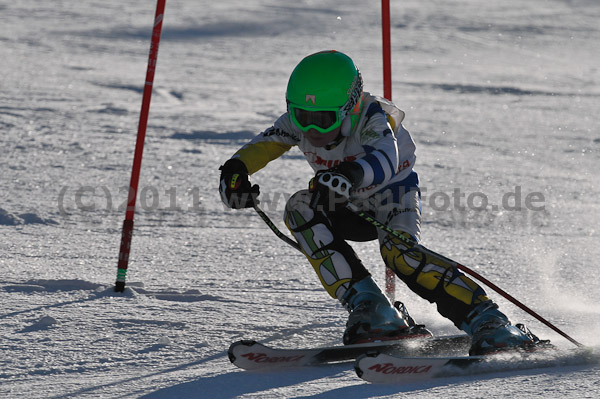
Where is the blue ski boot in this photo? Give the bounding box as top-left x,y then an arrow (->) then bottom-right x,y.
341,276 -> 431,345
462,302 -> 548,355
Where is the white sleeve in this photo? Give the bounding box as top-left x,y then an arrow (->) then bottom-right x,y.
354,102 -> 408,187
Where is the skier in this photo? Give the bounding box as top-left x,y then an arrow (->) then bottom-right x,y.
219,50 -> 544,355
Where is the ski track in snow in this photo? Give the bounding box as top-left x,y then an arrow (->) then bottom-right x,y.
1,0 -> 600,397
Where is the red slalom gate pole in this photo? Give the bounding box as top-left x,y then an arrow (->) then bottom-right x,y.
381,0 -> 392,101
115,0 -> 166,292
381,0 -> 395,300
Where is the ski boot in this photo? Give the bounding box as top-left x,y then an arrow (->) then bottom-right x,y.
341,276 -> 432,345
462,301 -> 550,356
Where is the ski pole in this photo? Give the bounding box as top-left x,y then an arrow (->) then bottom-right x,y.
453,263 -> 584,348
345,203 -> 584,348
253,204 -> 300,252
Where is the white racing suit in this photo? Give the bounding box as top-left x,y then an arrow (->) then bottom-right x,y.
230,92 -> 491,329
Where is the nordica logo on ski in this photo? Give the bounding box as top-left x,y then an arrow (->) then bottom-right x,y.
241,352 -> 305,364
368,362 -> 433,375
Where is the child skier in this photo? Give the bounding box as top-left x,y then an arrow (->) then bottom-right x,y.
219,50 -> 543,355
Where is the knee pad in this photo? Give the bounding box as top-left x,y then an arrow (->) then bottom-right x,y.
380,233 -> 490,327
284,190 -> 369,300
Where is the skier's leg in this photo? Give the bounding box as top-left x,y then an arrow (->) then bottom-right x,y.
284,190 -> 369,300
377,186 -> 539,354
284,190 -> 425,344
376,187 -> 489,325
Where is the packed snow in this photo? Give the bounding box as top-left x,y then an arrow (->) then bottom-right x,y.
1,0 -> 599,397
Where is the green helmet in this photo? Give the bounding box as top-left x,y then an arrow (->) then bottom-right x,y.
286,50 -> 363,134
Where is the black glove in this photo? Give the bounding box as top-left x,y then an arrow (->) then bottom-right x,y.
219,159 -> 260,209
309,162 -> 363,212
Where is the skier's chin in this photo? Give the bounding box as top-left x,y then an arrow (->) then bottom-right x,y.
304,128 -> 340,148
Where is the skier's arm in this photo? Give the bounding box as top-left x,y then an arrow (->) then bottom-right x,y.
352,102 -> 415,189
232,116 -> 300,174
219,116 -> 300,209
233,140 -> 292,175
219,126 -> 293,209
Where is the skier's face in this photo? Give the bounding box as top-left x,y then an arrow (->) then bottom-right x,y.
303,126 -> 341,147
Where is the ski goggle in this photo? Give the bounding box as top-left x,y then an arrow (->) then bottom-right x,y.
288,103 -> 344,134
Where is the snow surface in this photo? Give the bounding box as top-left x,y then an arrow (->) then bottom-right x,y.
1,0 -> 599,397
